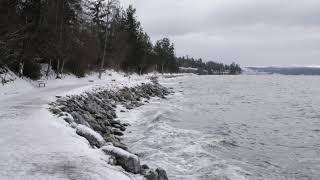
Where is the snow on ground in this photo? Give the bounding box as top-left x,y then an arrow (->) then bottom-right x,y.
0,70 -> 148,180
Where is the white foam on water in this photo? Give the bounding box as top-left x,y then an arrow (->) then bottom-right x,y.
119,90 -> 248,180
120,75 -> 320,180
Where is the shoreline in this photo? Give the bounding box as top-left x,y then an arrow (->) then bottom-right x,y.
49,79 -> 173,180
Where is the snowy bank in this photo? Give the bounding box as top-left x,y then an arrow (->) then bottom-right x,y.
49,79 -> 171,179
0,70 -> 170,180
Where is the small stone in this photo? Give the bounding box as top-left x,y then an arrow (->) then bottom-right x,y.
119,126 -> 126,131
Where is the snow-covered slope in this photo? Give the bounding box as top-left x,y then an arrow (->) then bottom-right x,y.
0,70 -> 149,180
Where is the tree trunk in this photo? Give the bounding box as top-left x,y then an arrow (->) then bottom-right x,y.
19,61 -> 24,77
60,59 -> 65,75
58,0 -> 64,79
99,0 -> 111,79
56,59 -> 60,78
46,59 -> 51,78
161,64 -> 164,75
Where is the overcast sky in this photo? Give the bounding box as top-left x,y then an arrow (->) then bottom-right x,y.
120,0 -> 320,66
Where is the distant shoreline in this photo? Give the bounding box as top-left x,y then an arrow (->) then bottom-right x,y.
245,66 -> 320,75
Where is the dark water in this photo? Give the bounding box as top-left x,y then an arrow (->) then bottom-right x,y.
246,67 -> 320,75
124,75 -> 320,180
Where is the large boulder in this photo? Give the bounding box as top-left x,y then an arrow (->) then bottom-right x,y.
102,144 -> 141,173
76,125 -> 106,148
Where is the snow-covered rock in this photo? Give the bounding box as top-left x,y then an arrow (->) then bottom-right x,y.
0,67 -> 16,84
58,112 -> 75,124
102,144 -> 141,174
76,124 -> 106,148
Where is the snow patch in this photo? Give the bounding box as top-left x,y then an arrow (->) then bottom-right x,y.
0,70 -> 152,179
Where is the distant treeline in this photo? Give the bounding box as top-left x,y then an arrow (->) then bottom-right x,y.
0,0 -> 241,79
177,56 -> 242,75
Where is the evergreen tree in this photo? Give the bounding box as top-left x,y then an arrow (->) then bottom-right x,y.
154,38 -> 177,74
0,1 -> 241,78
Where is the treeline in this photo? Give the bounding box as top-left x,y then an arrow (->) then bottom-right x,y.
177,56 -> 242,75
0,0 -> 178,79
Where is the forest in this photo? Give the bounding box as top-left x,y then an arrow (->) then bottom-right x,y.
177,56 -> 242,75
0,0 -> 241,80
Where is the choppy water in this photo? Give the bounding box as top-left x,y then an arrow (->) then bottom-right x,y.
123,75 -> 320,180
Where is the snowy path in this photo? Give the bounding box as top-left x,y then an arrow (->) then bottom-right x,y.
0,75 -> 144,180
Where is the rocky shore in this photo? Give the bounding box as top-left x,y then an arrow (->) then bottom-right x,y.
49,80 -> 172,180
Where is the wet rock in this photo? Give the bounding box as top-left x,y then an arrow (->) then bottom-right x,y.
112,123 -> 121,129
156,168 -> 169,180
112,128 -> 124,136
106,112 -> 115,119
143,168 -> 168,180
140,164 -> 150,176
103,120 -> 111,127
110,119 -> 120,125
144,169 -> 158,180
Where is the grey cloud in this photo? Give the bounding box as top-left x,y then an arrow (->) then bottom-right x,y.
121,0 -> 320,66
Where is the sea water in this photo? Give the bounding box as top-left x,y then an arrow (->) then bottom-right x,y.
123,75 -> 320,180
